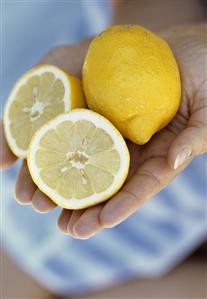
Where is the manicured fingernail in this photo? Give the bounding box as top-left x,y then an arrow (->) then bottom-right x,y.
174,147 -> 192,169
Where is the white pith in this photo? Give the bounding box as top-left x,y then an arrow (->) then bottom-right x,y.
23,100 -> 47,122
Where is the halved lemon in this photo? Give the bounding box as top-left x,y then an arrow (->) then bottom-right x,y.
4,65 -> 85,158
27,109 -> 130,210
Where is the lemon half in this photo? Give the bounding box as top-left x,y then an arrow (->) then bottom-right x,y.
27,109 -> 130,210
4,64 -> 85,158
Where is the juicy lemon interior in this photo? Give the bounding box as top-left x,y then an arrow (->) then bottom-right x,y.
35,120 -> 121,199
9,73 -> 65,150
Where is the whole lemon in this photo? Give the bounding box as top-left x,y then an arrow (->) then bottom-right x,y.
83,25 -> 181,144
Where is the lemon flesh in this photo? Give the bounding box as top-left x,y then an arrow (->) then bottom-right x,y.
83,25 -> 181,144
4,65 -> 85,157
28,109 -> 130,210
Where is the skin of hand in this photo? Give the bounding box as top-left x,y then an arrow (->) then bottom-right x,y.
0,24 -> 206,239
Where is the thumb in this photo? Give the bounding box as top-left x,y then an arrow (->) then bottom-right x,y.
168,84 -> 207,169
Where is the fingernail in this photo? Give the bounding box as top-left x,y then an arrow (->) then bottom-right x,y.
74,224 -> 91,238
174,147 -> 192,169
74,223 -> 100,239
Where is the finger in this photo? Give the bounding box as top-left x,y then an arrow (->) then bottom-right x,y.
67,209 -> 86,237
15,161 -> 37,205
125,140 -> 142,182
168,81 -> 207,169
57,209 -> 73,234
0,120 -> 17,170
73,204 -> 104,239
31,189 -> 56,213
100,156 -> 189,228
168,108 -> 207,169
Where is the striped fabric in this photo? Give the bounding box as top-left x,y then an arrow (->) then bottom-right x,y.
1,1 -> 207,296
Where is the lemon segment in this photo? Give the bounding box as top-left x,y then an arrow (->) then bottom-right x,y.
4,64 -> 85,158
27,109 -> 130,210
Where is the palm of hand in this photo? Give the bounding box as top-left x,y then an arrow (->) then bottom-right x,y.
1,25 -> 206,239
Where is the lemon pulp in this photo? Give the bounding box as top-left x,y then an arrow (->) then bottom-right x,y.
9,73 -> 65,151
36,119 -> 120,199
28,110 -> 130,209
4,65 -> 85,157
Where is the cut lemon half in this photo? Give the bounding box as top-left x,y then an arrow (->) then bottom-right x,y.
27,109 -> 130,210
4,64 -> 85,158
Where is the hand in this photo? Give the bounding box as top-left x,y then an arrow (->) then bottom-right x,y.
58,23 -> 207,238
0,39 -> 91,207
1,24 -> 206,239
0,122 -> 17,169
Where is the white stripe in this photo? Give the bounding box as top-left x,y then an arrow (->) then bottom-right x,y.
168,176 -> 206,213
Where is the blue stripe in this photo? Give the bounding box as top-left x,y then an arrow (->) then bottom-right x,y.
5,164 -> 19,180
147,219 -> 182,239
157,189 -> 182,211
157,187 -> 205,217
68,237 -> 131,273
184,155 -> 207,197
128,211 -> 183,241
44,256 -> 89,290
114,221 -> 162,255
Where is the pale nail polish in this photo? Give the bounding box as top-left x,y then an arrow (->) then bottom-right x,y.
174,147 -> 192,169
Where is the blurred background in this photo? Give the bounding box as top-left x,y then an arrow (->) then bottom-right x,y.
1,1 -> 207,298
1,244 -> 207,298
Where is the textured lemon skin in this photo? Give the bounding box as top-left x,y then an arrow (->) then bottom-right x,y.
83,25 -> 181,144
3,64 -> 86,158
66,72 -> 86,110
